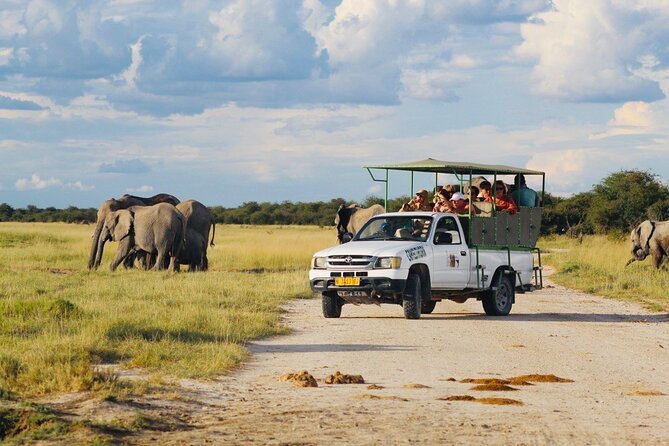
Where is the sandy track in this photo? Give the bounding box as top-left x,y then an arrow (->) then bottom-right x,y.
51,270 -> 669,445
122,269 -> 668,445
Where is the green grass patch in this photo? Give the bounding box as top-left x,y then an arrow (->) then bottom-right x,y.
0,222 -> 334,399
539,235 -> 669,311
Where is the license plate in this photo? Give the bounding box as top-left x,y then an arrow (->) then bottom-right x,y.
335,277 -> 360,286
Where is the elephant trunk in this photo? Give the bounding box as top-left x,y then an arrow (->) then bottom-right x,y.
625,258 -> 637,267
94,227 -> 110,269
88,220 -> 104,270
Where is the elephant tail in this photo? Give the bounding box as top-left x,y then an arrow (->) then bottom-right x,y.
209,220 -> 216,247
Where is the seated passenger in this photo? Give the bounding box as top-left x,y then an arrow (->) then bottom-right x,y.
510,174 -> 539,208
468,185 -> 480,202
399,189 -> 432,212
478,180 -> 492,202
450,192 -> 477,215
433,188 -> 454,213
486,180 -> 518,214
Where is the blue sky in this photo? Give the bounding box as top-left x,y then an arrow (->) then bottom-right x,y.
1,0 -> 668,208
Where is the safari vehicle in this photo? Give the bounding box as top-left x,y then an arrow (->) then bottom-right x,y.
309,159 -> 544,319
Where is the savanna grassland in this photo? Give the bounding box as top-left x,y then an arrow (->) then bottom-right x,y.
0,222 -> 333,443
0,223 -> 666,443
539,235 -> 669,312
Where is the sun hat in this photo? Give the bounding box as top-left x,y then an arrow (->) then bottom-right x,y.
450,192 -> 466,201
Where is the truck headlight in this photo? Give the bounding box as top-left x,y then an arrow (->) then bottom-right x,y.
312,257 -> 327,269
375,257 -> 402,269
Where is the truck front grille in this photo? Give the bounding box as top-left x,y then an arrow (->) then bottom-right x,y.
328,255 -> 374,268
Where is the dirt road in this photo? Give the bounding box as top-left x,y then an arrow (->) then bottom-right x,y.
121,268 -> 668,445
50,269 -> 668,445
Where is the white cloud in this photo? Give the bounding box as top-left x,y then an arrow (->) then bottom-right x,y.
516,0 -> 669,102
14,173 -> 63,190
67,181 -> 95,191
127,185 -> 154,193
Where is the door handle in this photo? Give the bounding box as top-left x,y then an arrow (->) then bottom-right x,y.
460,251 -> 467,256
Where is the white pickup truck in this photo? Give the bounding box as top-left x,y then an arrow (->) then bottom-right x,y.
309,211 -> 539,319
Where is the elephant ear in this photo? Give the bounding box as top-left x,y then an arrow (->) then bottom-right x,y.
638,220 -> 654,250
113,211 -> 133,241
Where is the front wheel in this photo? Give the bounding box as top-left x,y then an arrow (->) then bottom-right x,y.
402,273 -> 422,319
322,292 -> 342,318
482,275 -> 514,316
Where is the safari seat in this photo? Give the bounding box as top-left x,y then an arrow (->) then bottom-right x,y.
472,201 -> 493,217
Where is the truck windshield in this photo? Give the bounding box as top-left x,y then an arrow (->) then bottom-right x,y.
355,216 -> 433,242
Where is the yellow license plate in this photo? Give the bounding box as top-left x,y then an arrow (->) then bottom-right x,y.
335,277 -> 360,286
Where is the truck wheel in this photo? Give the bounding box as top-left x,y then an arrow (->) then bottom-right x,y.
322,292 -> 342,318
482,275 -> 514,316
403,273 -> 421,319
421,300 -> 437,314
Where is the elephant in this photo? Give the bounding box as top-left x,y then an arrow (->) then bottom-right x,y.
88,193 -> 180,269
176,199 -> 215,271
625,220 -> 669,269
99,203 -> 186,272
177,228 -> 207,272
335,203 -> 384,243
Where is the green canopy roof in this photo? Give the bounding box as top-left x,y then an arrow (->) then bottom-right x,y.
364,158 -> 544,176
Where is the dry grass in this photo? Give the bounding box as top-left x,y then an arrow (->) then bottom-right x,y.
0,222 -> 334,399
539,235 -> 669,312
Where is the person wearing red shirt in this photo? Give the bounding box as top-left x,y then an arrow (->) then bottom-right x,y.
486,180 -> 518,214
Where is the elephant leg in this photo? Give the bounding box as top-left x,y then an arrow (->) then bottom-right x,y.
110,249 -> 129,271
651,251 -> 663,269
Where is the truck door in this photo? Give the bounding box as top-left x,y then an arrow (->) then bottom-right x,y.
431,216 -> 470,289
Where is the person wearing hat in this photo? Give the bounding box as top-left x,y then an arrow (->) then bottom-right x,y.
450,192 -> 477,215
400,189 -> 432,212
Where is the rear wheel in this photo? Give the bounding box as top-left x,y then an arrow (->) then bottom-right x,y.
421,299 -> 437,314
482,275 -> 514,316
322,291 -> 342,318
403,273 -> 421,319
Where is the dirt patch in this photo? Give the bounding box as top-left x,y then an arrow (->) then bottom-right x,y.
437,395 -> 476,401
366,384 -> 384,390
280,371 -> 318,387
470,383 -> 519,391
352,394 -> 408,402
507,378 -> 534,386
476,398 -> 524,406
324,371 -> 364,384
401,383 -> 431,389
626,390 -> 665,396
510,374 -> 574,383
460,378 -> 510,385
437,395 -> 523,406
440,377 -> 457,382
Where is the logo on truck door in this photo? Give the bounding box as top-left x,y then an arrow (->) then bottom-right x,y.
405,245 -> 426,261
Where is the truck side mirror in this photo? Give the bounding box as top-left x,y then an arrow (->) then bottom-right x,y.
435,231 -> 453,245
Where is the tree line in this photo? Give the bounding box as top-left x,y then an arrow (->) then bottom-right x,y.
1,171 -> 668,236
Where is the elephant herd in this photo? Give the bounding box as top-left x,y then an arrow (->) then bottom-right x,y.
88,194 -> 215,272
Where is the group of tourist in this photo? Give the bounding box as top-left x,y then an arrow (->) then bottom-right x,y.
400,174 -> 539,216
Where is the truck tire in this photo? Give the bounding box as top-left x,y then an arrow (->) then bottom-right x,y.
403,273 -> 421,319
482,275 -> 514,316
421,299 -> 437,314
322,291 -> 342,318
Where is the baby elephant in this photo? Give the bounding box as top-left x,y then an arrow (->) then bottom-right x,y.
101,203 -> 186,272
177,228 -> 207,272
626,220 -> 669,269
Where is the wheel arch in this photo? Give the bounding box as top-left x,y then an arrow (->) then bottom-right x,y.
408,263 -> 431,300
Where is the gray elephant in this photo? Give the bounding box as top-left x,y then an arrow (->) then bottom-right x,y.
176,200 -> 215,271
335,204 -> 384,243
626,220 -> 669,269
177,229 -> 207,272
88,193 -> 180,269
99,203 -> 186,272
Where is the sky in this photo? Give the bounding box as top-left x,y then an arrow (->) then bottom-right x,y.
1,0 -> 669,208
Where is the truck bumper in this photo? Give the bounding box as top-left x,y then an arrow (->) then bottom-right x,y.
310,277 -> 407,295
